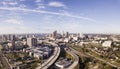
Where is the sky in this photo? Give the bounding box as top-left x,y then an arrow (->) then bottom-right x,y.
0,0 -> 120,34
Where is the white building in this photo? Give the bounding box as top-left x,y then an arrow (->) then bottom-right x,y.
72,37 -> 78,41
102,41 -> 113,47
55,59 -> 72,68
78,42 -> 89,46
64,38 -> 69,42
25,46 -> 52,59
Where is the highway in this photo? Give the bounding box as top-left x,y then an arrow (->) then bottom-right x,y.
70,47 -> 120,69
0,51 -> 11,69
36,42 -> 60,69
69,47 -> 88,57
87,53 -> 119,68
86,48 -> 120,68
66,50 -> 79,69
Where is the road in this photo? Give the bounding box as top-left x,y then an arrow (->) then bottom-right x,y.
70,47 -> 120,69
69,47 -> 88,57
66,50 -> 79,69
36,42 -> 60,69
0,51 -> 11,69
86,48 -> 120,68
87,53 -> 119,68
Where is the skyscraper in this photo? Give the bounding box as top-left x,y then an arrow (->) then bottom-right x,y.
2,35 -> 7,42
62,31 -> 69,38
27,37 -> 37,48
52,30 -> 57,38
66,32 -> 69,38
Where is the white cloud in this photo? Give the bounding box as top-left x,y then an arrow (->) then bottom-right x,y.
4,18 -> 23,25
35,0 -> 45,10
35,0 -> 43,3
1,1 -> 18,6
0,26 -> 29,34
35,0 -> 45,9
48,1 -> 66,8
8,2 -> 18,5
36,3 -> 45,9
0,7 -> 96,22
37,5 -> 45,9
19,4 -> 26,8
19,0 -> 26,1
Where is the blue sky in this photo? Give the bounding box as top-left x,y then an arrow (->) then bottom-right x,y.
0,0 -> 120,34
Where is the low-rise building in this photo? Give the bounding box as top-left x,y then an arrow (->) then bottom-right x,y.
55,58 -> 72,69
25,46 -> 52,59
102,41 -> 113,47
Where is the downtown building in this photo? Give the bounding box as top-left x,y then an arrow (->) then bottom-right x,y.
27,37 -> 37,48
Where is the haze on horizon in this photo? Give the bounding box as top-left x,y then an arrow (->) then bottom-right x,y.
0,0 -> 120,34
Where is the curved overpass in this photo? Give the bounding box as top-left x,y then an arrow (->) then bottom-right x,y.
36,42 -> 60,69
65,50 -> 79,69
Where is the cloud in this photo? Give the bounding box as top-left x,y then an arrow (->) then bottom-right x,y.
19,0 -> 26,1
36,5 -> 45,9
48,1 -> 66,8
35,0 -> 43,3
0,26 -> 29,34
36,3 -> 45,9
0,7 -> 96,22
4,18 -> 23,25
1,1 -> 18,6
35,0 -> 45,9
19,4 -> 26,8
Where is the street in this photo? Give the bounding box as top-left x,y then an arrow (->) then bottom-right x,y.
0,51 -> 11,69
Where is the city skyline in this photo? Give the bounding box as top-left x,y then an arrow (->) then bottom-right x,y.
0,0 -> 120,34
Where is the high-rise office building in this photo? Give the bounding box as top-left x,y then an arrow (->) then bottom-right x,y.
27,37 -> 37,48
6,34 -> 11,40
52,30 -> 57,38
10,35 -> 16,41
2,35 -> 7,42
62,31 -> 69,38
6,34 -> 16,41
66,32 -> 69,38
